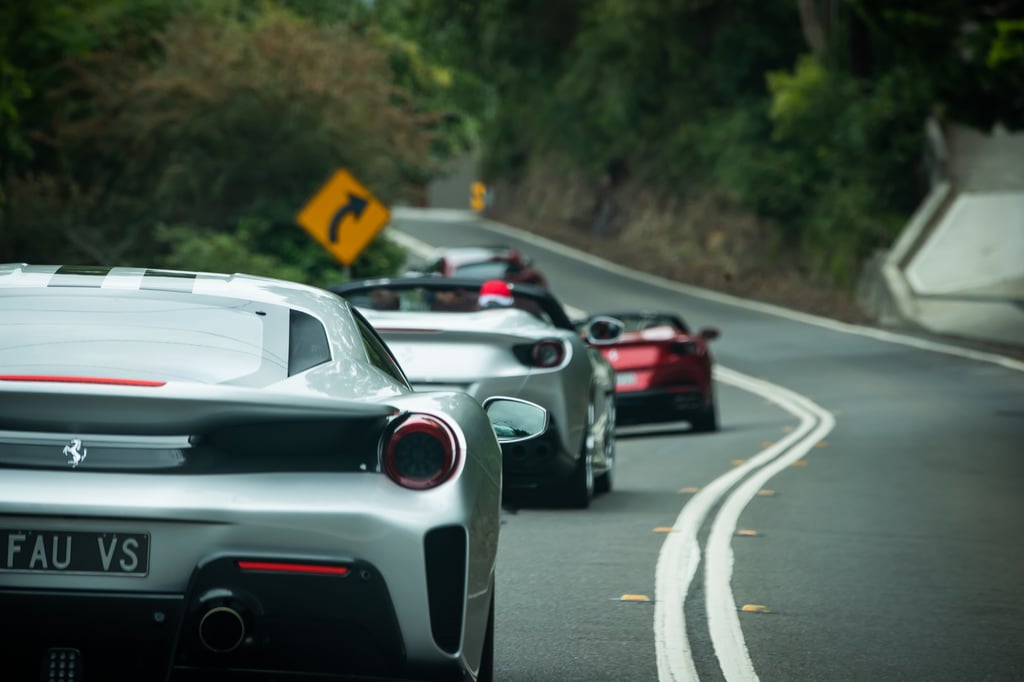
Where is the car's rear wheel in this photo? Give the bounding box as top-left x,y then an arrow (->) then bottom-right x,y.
476,590 -> 495,682
560,403 -> 595,508
557,399 -> 598,503
564,449 -> 594,508
595,402 -> 615,494
595,450 -> 614,494
689,397 -> 719,433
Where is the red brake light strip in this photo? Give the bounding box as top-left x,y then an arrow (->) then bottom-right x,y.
237,560 -> 350,576
0,375 -> 166,387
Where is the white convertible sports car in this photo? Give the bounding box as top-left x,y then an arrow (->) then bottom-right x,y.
0,263 -> 549,682
331,277 -> 619,509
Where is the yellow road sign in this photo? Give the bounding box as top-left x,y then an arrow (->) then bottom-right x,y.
470,181 -> 487,212
296,169 -> 390,266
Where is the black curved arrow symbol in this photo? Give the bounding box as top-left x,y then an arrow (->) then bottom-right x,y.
328,193 -> 369,243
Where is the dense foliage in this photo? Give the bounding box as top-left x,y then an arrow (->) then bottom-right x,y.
3,1 -> 1021,290
0,0 -> 457,283
387,0 -> 1023,287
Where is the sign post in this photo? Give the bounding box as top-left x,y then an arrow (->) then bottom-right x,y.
296,169 -> 391,266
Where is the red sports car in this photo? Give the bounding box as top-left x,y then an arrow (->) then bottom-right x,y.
582,311 -> 720,432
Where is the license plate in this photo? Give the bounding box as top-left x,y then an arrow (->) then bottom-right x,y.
1,528 -> 150,576
616,372 -> 637,387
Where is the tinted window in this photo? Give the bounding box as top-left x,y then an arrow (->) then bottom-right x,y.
617,314 -> 689,333
288,309 -> 331,375
351,309 -> 409,386
453,262 -> 509,279
424,258 -> 446,274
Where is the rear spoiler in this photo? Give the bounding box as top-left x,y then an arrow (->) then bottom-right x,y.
0,379 -> 399,435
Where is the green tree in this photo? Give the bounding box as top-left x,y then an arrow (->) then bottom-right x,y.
848,0 -> 1024,130
4,4 -> 438,281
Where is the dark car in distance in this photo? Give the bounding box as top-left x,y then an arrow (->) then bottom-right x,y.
416,246 -> 548,289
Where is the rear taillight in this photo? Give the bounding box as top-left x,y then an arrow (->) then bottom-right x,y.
382,414 -> 460,490
671,341 -> 698,355
513,339 -> 566,368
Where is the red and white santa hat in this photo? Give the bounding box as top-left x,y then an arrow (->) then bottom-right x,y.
478,279 -> 514,308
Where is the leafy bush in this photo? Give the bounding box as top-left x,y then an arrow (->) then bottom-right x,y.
761,56 -> 930,284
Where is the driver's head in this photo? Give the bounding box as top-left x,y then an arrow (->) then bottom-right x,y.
478,279 -> 514,309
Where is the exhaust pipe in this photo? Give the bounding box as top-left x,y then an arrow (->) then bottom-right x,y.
198,605 -> 246,653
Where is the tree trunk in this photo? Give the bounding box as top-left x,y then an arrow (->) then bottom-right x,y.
798,0 -> 827,55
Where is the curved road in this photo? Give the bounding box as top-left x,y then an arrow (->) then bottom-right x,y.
388,210 -> 1024,682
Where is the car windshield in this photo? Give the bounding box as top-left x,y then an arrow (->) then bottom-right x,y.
0,289 -> 293,385
452,262 -> 510,279
614,314 -> 688,334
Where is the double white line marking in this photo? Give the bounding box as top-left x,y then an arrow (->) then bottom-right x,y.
655,365 -> 836,682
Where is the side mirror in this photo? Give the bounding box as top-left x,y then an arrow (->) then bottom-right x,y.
699,327 -> 720,342
482,396 -> 549,443
584,315 -> 625,345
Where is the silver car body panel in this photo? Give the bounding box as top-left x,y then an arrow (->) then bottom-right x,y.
0,263 -> 507,678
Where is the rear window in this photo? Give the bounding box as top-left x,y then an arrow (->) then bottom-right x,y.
0,289 -> 300,385
452,262 -> 509,279
618,314 -> 689,334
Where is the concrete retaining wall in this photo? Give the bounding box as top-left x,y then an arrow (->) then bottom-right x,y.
906,192 -> 1024,294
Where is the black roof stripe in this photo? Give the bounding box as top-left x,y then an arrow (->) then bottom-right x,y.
141,269 -> 197,293
49,265 -> 113,287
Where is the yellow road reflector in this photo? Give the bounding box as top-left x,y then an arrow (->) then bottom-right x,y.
679,486 -> 700,494
761,441 -> 775,448
735,529 -> 759,537
782,425 -> 793,432
741,604 -> 771,613
757,489 -> 776,496
791,460 -> 808,467
653,526 -> 675,533
619,594 -> 651,602
731,459 -> 746,466
816,441 -> 828,447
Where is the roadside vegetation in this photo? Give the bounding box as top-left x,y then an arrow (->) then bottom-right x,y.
2,1 -> 1021,299
0,0 -> 463,284
393,2 -> 1022,305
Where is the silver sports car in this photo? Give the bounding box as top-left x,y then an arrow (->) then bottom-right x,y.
0,263 -> 549,682
330,277 -> 619,509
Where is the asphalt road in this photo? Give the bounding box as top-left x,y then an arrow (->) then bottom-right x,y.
387,211 -> 1024,682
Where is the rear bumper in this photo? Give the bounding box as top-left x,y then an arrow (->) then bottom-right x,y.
0,588 -> 183,680
0,464 -> 500,675
614,387 -> 708,425
0,533 -> 472,682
